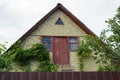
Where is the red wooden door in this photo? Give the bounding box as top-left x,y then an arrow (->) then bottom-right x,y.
53,37 -> 69,65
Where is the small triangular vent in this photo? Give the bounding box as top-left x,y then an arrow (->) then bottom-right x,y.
55,18 -> 64,25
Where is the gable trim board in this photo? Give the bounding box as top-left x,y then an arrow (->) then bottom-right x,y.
18,3 -> 97,42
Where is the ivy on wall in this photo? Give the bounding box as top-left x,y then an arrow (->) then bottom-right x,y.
0,56 -> 12,71
77,35 -> 93,71
2,42 -> 59,72
77,35 -> 108,71
77,35 -> 120,71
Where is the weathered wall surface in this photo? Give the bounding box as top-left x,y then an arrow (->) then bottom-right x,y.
21,10 -> 98,71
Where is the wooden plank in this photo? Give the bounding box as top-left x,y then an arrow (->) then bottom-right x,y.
73,72 -> 81,80
88,72 -> 97,80
20,72 -> 28,80
96,72 -> 104,80
4,72 -> 12,80
12,72 -> 19,80
111,72 -> 120,80
103,72 -> 111,80
80,72 -> 88,80
56,72 -> 64,80
0,72 -> 4,80
30,72 -> 37,80
38,72 -> 47,80
64,72 -> 72,80
47,72 -> 56,80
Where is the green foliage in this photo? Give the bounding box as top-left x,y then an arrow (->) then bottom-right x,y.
22,66 -> 32,72
99,6 -> 120,71
0,41 -> 58,72
77,6 -> 120,71
77,35 -> 113,71
78,56 -> 84,71
36,61 -> 59,72
14,43 -> 50,66
7,42 -> 58,72
78,36 -> 94,57
0,42 -> 12,71
0,56 -> 12,71
0,42 -> 7,54
98,65 -> 120,72
77,35 -> 102,71
77,36 -> 93,71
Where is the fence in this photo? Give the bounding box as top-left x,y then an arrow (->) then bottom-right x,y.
0,72 -> 120,80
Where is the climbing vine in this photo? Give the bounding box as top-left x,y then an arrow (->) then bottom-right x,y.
77,35 -> 108,71
77,34 -> 120,71
0,42 -> 12,71
0,55 -> 12,71
77,36 -> 92,71
5,42 -> 59,72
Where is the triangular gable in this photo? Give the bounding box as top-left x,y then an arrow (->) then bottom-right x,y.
18,3 -> 97,42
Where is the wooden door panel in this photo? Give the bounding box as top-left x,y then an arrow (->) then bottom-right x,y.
53,37 -> 69,65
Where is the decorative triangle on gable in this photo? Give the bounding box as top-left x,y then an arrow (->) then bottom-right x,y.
55,18 -> 64,25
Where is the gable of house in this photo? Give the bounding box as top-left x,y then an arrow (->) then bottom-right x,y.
14,3 -> 98,71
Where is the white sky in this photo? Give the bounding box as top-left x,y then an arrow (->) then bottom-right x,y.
0,0 -> 120,47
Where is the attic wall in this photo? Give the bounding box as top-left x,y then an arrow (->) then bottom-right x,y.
21,10 -> 98,71
31,10 -> 86,36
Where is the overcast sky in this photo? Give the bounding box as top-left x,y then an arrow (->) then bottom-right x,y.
0,0 -> 120,47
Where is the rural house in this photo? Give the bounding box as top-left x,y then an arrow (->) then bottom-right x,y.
13,3 -> 99,71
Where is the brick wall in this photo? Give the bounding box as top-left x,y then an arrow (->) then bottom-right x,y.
20,10 -> 98,71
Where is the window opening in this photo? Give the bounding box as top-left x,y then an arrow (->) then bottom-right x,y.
55,18 -> 64,25
69,37 -> 78,50
42,37 -> 52,50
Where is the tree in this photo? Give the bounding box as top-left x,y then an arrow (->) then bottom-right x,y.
78,6 -> 120,71
100,6 -> 120,70
103,6 -> 120,62
0,42 -> 12,71
0,43 -> 6,54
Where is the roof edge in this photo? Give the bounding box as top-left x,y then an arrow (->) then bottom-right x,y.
18,3 -> 97,42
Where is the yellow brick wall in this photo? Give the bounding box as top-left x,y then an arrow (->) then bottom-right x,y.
21,10 -> 98,71
31,10 -> 86,36
83,57 -> 98,71
70,52 -> 80,71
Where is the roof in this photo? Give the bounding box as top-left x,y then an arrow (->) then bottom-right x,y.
19,3 -> 97,42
